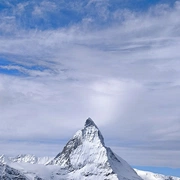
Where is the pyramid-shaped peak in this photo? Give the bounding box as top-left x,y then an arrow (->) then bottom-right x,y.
83,118 -> 104,145
48,118 -> 142,180
84,117 -> 97,128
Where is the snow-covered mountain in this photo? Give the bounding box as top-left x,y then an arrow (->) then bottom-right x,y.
135,169 -> 180,180
48,118 -> 142,180
0,154 -> 53,165
0,118 -> 179,180
0,162 -> 29,180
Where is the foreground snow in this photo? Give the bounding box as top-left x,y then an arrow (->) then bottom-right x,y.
1,158 -> 179,180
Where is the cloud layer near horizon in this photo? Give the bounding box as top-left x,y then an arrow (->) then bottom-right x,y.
0,0 -> 180,168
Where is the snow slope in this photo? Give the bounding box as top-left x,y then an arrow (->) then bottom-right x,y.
135,169 -> 180,180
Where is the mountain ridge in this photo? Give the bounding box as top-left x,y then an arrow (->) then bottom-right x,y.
0,118 -> 179,180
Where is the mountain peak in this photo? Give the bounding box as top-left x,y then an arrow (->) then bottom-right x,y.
83,117 -> 105,145
84,117 -> 97,128
48,118 -> 143,180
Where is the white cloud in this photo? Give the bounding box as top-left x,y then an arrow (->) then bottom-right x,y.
112,146 -> 180,168
32,1 -> 57,16
0,140 -> 63,157
0,0 -> 180,167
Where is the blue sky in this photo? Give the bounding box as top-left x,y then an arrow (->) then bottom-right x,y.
0,0 -> 180,177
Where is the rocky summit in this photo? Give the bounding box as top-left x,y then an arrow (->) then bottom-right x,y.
48,118 -> 143,180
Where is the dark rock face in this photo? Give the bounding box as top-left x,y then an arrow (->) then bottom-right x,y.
51,132 -> 83,168
83,118 -> 105,145
85,118 -> 97,128
0,163 -> 28,180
